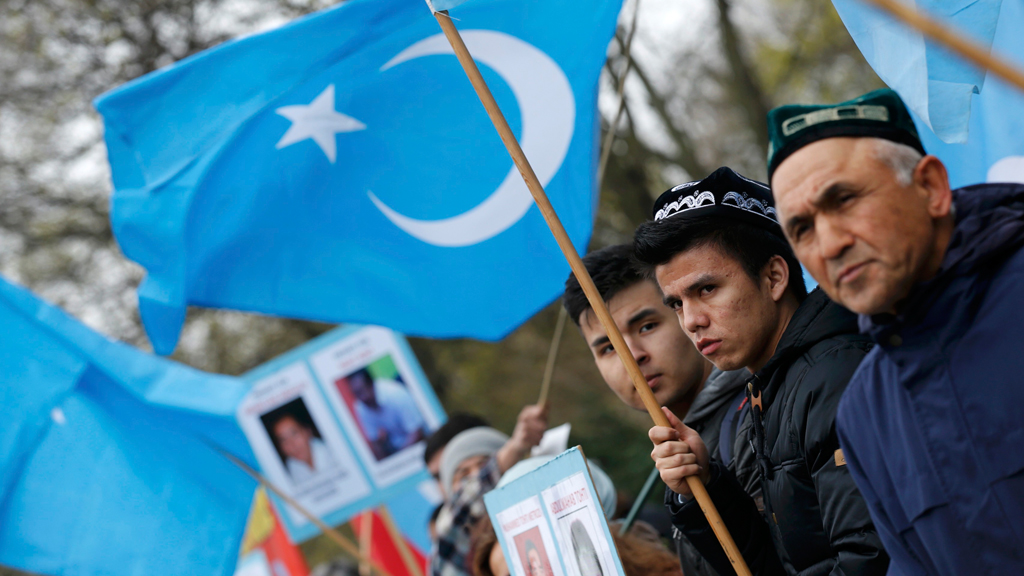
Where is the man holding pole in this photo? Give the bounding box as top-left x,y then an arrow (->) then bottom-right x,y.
635,167 -> 889,576
768,88 -> 1024,576
563,245 -> 759,575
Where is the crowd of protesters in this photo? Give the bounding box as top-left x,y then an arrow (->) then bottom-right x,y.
423,88 -> 1024,576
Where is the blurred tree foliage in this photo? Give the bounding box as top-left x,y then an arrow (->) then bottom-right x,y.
0,0 -> 880,573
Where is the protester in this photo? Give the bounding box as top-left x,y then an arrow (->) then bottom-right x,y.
431,405 -> 547,576
425,413 -> 491,489
347,368 -> 426,459
634,166 -> 889,575
767,88 -> 1024,575
564,244 -> 757,575
268,413 -> 336,483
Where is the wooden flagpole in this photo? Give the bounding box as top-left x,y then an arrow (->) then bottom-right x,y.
536,0 -> 641,409
537,305 -> 567,407
378,505 -> 425,576
218,449 -> 398,576
863,0 -> 1024,92
358,512 -> 373,576
431,11 -> 751,576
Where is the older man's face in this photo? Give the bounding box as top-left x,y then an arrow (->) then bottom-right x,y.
771,137 -> 952,315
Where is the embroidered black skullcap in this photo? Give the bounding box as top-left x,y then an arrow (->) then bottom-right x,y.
766,88 -> 926,180
651,166 -> 783,238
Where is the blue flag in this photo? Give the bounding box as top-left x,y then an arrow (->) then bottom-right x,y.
832,0 -> 1002,142
913,0 -> 1024,188
96,0 -> 622,355
0,277 -> 257,576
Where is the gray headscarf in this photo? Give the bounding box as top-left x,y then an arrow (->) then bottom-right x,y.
439,426 -> 509,495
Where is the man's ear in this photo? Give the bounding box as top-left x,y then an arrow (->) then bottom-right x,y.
764,255 -> 790,303
915,155 -> 953,219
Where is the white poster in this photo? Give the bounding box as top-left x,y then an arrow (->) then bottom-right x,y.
308,326 -> 442,488
237,362 -> 372,526
496,496 -> 566,576
541,473 -> 617,576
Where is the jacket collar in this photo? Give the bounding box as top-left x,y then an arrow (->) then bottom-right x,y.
752,288 -> 859,400
861,183 -> 1024,342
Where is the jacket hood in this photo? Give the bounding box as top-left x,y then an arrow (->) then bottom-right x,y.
758,288 -> 859,382
685,367 -> 748,426
861,183 -> 1024,337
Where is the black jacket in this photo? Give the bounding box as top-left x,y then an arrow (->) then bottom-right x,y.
667,289 -> 889,576
671,368 -> 757,576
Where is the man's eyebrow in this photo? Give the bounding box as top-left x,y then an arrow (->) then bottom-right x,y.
784,182 -> 857,233
683,273 -> 715,296
626,308 -> 657,327
589,334 -> 610,349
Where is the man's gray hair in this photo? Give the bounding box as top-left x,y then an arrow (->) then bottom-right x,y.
871,138 -> 923,187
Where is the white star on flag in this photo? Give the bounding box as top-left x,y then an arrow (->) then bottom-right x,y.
275,84 -> 365,163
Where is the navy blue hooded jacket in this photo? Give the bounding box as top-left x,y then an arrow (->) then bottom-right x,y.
837,182 -> 1024,576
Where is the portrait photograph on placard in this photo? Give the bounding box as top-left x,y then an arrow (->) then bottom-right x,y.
259,397 -> 337,484
237,362 -> 372,531
310,326 -> 444,488
513,526 -> 557,576
333,359 -> 428,461
541,471 -> 621,576
493,495 -> 566,576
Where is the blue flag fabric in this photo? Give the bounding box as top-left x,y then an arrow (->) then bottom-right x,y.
0,277 -> 257,576
914,0 -> 1024,188
96,0 -> 622,355
832,0 -> 1002,143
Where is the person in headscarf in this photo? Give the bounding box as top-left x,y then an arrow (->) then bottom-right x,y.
430,405 -> 547,576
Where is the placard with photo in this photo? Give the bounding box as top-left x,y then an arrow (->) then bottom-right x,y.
495,496 -> 565,576
237,362 -> 372,529
541,473 -> 618,576
484,448 -> 626,576
239,324 -> 446,543
308,326 -> 443,488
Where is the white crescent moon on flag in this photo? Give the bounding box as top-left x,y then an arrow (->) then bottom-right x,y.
371,30 -> 576,248
987,156 -> 1024,184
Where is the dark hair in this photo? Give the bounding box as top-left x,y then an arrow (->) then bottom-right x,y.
424,413 -> 490,465
633,216 -> 807,300
346,367 -> 373,386
563,244 -> 648,325
471,516 -> 500,576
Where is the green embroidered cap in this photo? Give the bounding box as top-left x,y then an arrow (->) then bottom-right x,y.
766,88 -> 926,180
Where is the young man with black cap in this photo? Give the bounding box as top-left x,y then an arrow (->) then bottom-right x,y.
564,245 -> 758,576
635,167 -> 888,576
768,88 -> 1024,576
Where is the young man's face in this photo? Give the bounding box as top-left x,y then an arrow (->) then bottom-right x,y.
772,137 -> 952,315
656,243 -> 787,372
579,281 -> 709,412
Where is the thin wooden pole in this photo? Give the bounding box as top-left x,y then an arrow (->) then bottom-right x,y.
218,450 -> 397,576
431,11 -> 751,576
538,0 -> 641,408
378,505 -> 425,576
596,0 -> 642,185
537,305 -> 567,407
863,0 -> 1024,93
358,512 -> 373,576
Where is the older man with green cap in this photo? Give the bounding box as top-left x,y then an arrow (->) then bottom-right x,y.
767,88 -> 1024,576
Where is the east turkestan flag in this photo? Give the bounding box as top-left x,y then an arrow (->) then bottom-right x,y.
96,0 -> 624,355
